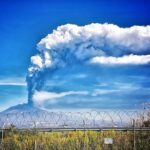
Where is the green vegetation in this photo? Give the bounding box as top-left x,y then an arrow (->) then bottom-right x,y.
0,129 -> 150,150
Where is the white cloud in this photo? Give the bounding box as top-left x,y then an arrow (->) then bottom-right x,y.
92,82 -> 140,96
30,55 -> 43,68
90,54 -> 150,65
92,89 -> 119,96
73,74 -> 88,79
44,52 -> 52,67
113,82 -> 140,90
33,90 -> 89,104
0,82 -> 26,86
0,78 -> 26,86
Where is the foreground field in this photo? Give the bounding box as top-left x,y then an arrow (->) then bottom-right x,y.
0,129 -> 150,150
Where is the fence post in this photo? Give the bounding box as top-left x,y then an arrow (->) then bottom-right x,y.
83,120 -> 86,150
133,119 -> 136,150
34,140 -> 37,150
1,123 -> 5,150
1,129 -> 3,150
1,128 -> 3,143
109,144 -> 112,150
33,121 -> 37,150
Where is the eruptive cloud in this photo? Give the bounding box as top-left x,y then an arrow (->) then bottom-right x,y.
26,23 -> 150,104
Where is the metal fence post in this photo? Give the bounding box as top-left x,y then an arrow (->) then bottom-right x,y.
133,119 -> 136,150
83,120 -> 86,150
1,128 -> 3,144
109,144 -> 112,150
1,123 -> 5,150
34,140 -> 37,150
1,129 -> 3,150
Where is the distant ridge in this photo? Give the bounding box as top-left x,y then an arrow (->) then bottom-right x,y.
1,103 -> 45,114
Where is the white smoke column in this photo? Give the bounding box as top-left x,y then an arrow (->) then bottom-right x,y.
26,23 -> 150,104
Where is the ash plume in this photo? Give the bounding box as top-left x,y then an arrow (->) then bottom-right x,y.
26,23 -> 150,104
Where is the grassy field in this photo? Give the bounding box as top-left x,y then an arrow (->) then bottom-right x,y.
0,129 -> 150,150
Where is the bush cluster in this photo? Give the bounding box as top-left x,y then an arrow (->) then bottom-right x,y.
0,130 -> 150,150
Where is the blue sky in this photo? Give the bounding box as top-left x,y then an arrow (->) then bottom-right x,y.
0,0 -> 150,111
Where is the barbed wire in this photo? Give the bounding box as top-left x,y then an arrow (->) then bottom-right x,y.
0,110 -> 149,129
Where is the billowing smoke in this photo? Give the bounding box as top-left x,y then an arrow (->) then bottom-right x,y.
26,23 -> 150,104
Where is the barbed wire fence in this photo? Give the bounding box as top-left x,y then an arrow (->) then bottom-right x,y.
0,109 -> 150,130
0,108 -> 150,150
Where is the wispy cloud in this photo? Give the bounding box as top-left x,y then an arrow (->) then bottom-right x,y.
0,82 -> 26,86
90,54 -> 150,65
33,90 -> 89,104
73,74 -> 88,79
91,82 -> 141,96
112,82 -> 140,90
91,89 -> 119,96
0,77 -> 26,86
